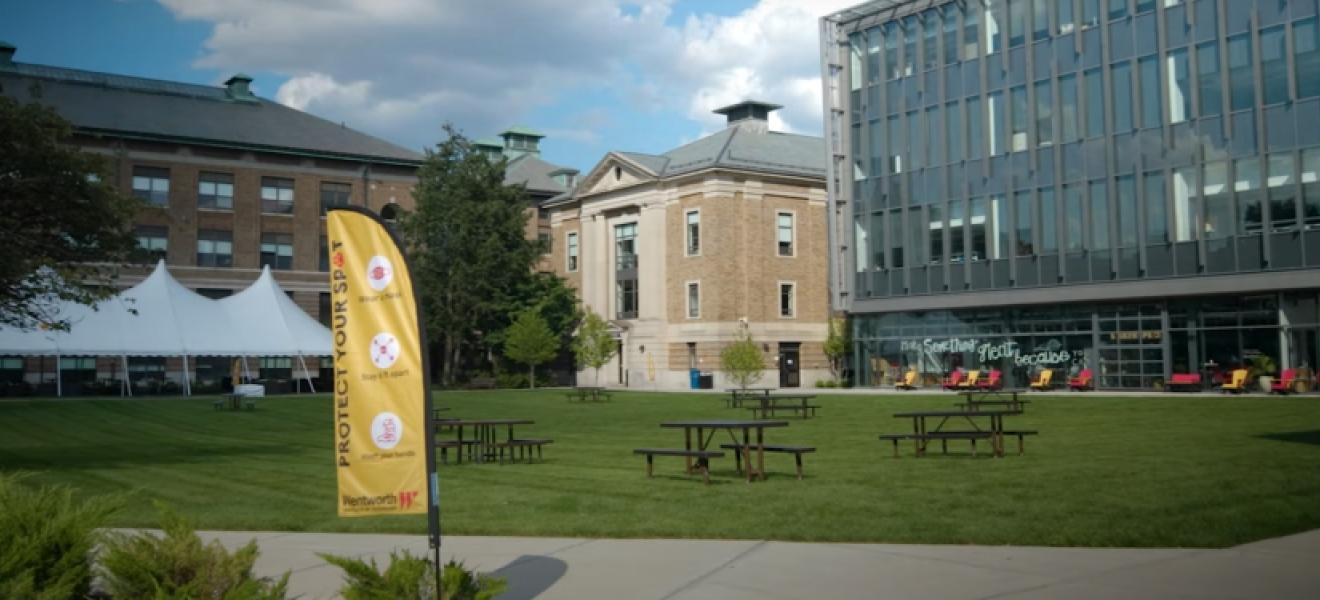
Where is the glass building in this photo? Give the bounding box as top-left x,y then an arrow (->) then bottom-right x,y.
820,0 -> 1320,389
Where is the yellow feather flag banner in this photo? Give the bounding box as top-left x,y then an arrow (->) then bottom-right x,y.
326,208 -> 432,517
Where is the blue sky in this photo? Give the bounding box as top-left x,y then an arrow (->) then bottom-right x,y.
2,0 -> 853,171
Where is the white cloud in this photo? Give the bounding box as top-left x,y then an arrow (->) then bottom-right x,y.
157,0 -> 855,157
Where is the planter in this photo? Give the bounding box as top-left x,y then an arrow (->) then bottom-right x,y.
1258,376 -> 1273,393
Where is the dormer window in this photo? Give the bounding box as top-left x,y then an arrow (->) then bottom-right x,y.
614,166 -> 622,181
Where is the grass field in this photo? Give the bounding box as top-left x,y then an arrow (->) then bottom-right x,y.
1,390 -> 1318,548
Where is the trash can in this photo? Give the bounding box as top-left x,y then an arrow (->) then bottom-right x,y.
698,372 -> 714,389
690,368 -> 701,389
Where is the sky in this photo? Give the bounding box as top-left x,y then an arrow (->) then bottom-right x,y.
2,0 -> 860,171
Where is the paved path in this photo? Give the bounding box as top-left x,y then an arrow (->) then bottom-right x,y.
190,528 -> 1320,599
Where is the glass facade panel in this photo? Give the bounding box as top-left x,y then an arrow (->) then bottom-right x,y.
1112,61 -> 1134,132
1065,183 -> 1085,250
1261,26 -> 1288,105
1011,85 -> 1029,152
1016,190 -> 1034,255
1197,42 -> 1222,117
1041,188 -> 1058,252
1203,161 -> 1231,239
1138,55 -> 1161,128
1145,171 -> 1169,243
1091,180 -> 1110,250
1085,68 -> 1105,136
1269,154 -> 1297,230
968,96 -> 984,159
1228,34 -> 1255,111
947,101 -> 963,162
1117,175 -> 1138,247
1235,158 -> 1263,234
1303,149 -> 1320,227
1167,49 -> 1191,123
1035,79 -> 1053,146
1173,166 -> 1200,241
1297,19 -> 1320,99
1059,73 -> 1080,142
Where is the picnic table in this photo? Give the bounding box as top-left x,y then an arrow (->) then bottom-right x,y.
724,387 -> 775,408
431,418 -> 545,464
566,386 -> 611,403
654,419 -> 789,483
889,409 -> 1022,458
213,393 -> 255,411
745,393 -> 820,419
954,389 -> 1029,411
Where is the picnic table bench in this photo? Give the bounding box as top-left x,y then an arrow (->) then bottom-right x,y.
566,386 -> 611,403
432,418 -> 547,465
954,389 -> 1029,411
633,448 -> 725,484
884,409 -> 1023,458
745,394 -> 820,419
878,430 -> 1038,457
719,443 -> 816,480
725,387 -> 774,408
213,393 -> 257,411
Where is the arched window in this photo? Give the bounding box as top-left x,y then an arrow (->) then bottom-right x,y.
380,203 -> 402,236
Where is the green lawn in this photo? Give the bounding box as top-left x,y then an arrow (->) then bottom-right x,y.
1,390 -> 1318,548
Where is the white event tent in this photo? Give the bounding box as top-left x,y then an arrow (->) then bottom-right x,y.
0,260 -> 331,396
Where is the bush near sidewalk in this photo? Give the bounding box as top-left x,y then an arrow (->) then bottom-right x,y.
321,551 -> 507,600
97,504 -> 289,599
0,473 -> 120,600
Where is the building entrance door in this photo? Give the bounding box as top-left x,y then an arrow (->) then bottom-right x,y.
778,342 -> 800,388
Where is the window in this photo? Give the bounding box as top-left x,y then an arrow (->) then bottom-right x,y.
949,199 -> 966,262
197,230 -> 232,267
907,205 -> 926,265
991,195 -> 1009,259
1117,175 -> 1138,247
320,182 -> 351,215
1296,19 -> 1320,99
1060,74 -> 1079,142
259,357 -> 292,380
946,101 -> 963,162
1260,27 -> 1288,105
1015,191 -> 1034,256
1197,42 -> 1223,117
135,226 -> 167,261
1035,79 -> 1053,146
260,232 -> 293,270
1065,184 -> 1085,251
686,281 -> 700,319
1009,0 -> 1027,48
1032,0 -> 1050,41
963,4 -> 980,60
777,212 -> 795,256
615,223 -> 638,319
944,6 -> 959,65
968,96 -> 984,159
1227,34 -> 1254,111
929,203 -> 945,263
1235,158 -> 1263,234
986,0 -> 1003,54
319,235 -> 329,272
1083,0 -> 1101,28
1011,85 -> 1029,151
1107,0 -> 1127,21
1138,56 -> 1161,128
616,279 -> 638,319
885,23 -> 901,79
685,211 -> 700,255
1040,188 -> 1057,253
1112,61 -> 1133,132
1085,69 -> 1105,137
903,17 -> 918,76
1058,0 -> 1075,34
988,92 -> 1004,155
923,10 -> 939,70
1203,161 -> 1230,239
1144,171 -> 1169,243
1167,49 -> 1191,124
779,282 -> 796,318
132,166 -> 169,206
1303,149 -> 1320,228
1173,166 -> 1200,241
261,177 -> 294,214
1090,180 -> 1110,250
566,231 -> 579,271
888,115 -> 904,172
1268,155 -> 1297,231
1136,0 -> 1155,13
538,233 -> 551,254
198,172 -> 233,210
927,105 -> 942,165
970,197 -> 988,259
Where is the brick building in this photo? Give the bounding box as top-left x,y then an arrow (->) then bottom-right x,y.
544,101 -> 831,389
0,43 -> 421,391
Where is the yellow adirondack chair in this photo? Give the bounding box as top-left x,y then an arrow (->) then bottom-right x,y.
957,370 -> 981,388
896,370 -> 918,390
1220,368 -> 1249,393
1029,369 -> 1053,391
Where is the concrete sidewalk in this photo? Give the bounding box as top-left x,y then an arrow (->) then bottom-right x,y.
192,528 -> 1320,599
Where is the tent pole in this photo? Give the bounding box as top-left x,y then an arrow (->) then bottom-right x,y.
122,355 -> 131,397
297,354 -> 315,393
55,353 -> 62,398
182,355 -> 192,397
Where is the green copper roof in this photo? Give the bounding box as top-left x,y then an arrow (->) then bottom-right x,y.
500,125 -> 545,138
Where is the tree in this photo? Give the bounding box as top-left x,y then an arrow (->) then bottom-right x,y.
503,309 -> 558,388
403,125 -> 542,386
572,310 -> 616,385
0,93 -> 140,330
720,330 -> 766,390
823,316 -> 850,384
482,271 -> 581,373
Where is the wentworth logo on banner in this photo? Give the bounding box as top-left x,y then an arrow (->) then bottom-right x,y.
326,210 -> 428,516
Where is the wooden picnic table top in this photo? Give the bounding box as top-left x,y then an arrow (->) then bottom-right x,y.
726,387 -> 776,393
661,419 -> 789,429
764,393 -> 816,399
434,418 -> 534,426
893,409 -> 1023,418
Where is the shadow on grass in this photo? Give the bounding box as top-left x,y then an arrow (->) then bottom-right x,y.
492,554 -> 568,600
1256,430 -> 1320,446
0,442 -> 293,469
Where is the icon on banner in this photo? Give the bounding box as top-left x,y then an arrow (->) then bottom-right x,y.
370,333 -> 400,369
366,256 -> 394,291
370,411 -> 403,450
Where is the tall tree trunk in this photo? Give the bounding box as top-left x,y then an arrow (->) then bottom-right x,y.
442,335 -> 456,387
530,364 -> 536,389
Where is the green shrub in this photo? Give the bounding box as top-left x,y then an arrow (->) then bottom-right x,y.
98,504 -> 289,599
0,473 -> 120,600
321,551 -> 507,600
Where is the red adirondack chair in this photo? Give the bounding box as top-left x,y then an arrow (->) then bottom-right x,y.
977,369 -> 1003,390
1068,369 -> 1093,391
941,370 -> 964,390
1271,368 -> 1298,394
